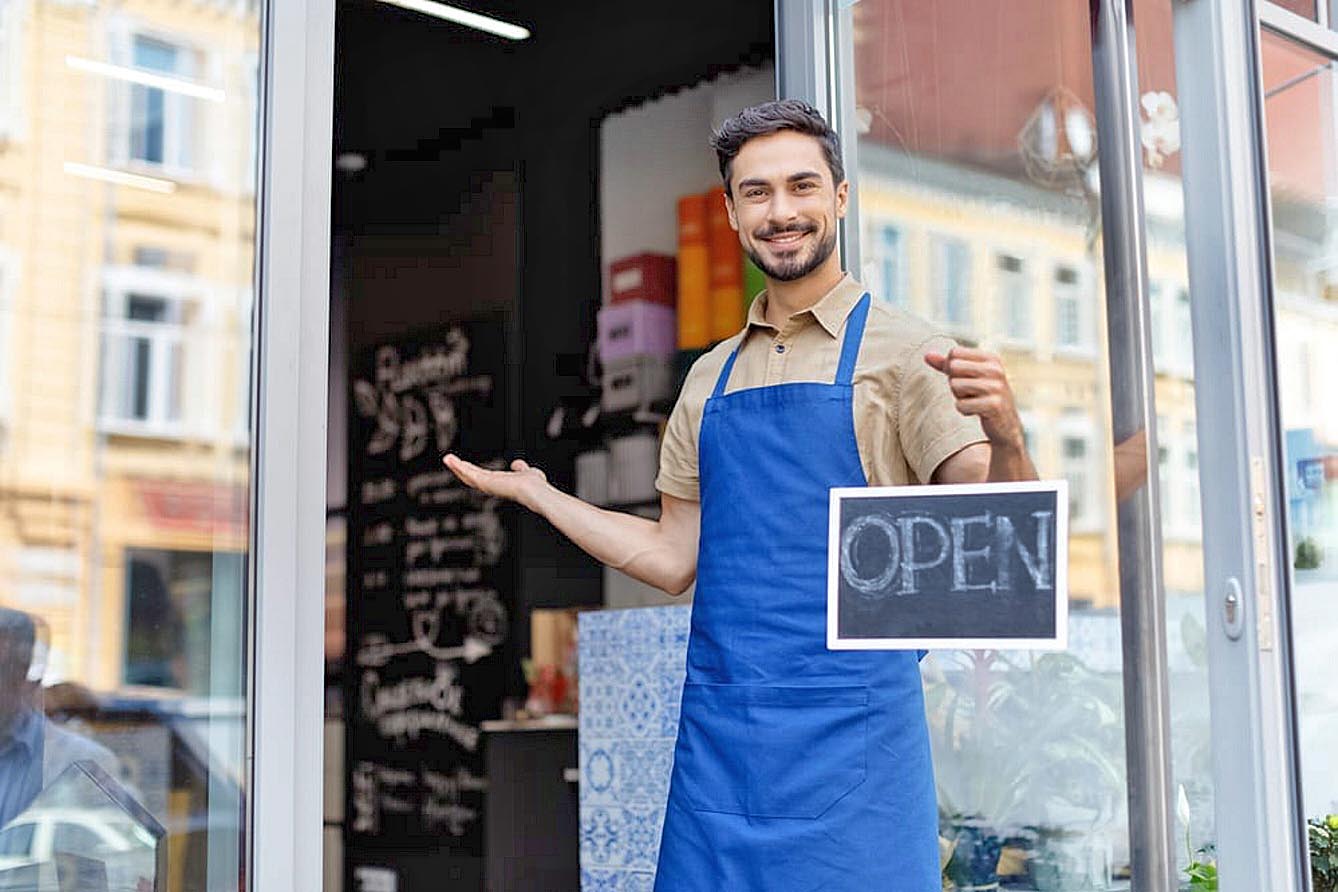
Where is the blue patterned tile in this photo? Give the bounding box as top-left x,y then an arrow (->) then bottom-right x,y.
579,606 -> 691,890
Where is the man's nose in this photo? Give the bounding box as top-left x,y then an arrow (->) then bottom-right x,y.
766,192 -> 800,227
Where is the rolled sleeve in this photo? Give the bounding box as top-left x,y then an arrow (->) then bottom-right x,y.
898,335 -> 987,484
655,378 -> 705,502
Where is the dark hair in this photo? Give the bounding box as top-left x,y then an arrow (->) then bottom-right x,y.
709,99 -> 845,196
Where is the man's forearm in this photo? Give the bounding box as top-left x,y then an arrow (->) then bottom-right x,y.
987,439 -> 1038,483
527,485 -> 696,595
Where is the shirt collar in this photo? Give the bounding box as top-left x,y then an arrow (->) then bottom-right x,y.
745,273 -> 867,338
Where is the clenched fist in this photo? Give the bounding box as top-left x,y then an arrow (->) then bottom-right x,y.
923,345 -> 1026,452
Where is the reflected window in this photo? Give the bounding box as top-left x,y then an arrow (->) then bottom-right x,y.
128,36 -> 196,172
1182,421 -> 1200,530
0,249 -> 11,423
124,549 -> 244,696
1061,415 -> 1098,529
871,223 -> 908,307
995,253 -> 1031,343
932,236 -> 971,329
99,290 -> 184,431
1171,287 -> 1193,377
1150,280 -> 1166,370
0,822 -> 34,858
1054,264 -> 1090,351
52,821 -> 107,857
0,1 -> 20,141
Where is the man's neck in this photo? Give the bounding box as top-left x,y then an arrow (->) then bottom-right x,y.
762,259 -> 846,327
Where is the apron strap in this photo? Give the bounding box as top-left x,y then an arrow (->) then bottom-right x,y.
834,292 -> 872,386
710,344 -> 742,399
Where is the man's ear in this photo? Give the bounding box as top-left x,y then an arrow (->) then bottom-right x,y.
725,191 -> 738,231
835,179 -> 850,220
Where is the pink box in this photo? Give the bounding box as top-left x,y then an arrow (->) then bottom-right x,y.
597,300 -> 677,362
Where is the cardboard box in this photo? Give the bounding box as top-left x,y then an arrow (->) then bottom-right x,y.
601,355 -> 673,413
597,300 -> 677,363
609,252 -> 677,306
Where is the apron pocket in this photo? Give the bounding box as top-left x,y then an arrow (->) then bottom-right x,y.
674,682 -> 751,815
746,684 -> 869,819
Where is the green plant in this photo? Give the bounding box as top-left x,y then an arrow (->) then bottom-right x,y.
926,650 -> 1125,827
1296,537 -> 1322,570
1184,858 -> 1217,891
1311,815 -> 1338,892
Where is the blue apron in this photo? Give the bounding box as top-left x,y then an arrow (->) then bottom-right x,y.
655,293 -> 939,891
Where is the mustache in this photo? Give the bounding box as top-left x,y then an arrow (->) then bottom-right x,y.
755,223 -> 817,239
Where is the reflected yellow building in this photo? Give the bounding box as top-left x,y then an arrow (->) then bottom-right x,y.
0,0 -> 259,692
857,148 -> 1205,609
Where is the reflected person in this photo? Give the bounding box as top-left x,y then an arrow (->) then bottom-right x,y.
0,608 -> 118,827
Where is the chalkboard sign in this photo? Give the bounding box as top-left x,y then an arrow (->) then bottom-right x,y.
827,481 -> 1068,650
345,320 -> 516,862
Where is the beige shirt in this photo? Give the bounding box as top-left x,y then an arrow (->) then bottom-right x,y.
655,273 -> 987,501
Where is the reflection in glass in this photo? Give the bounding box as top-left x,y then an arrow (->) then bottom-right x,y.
849,2 -> 1138,887
1259,27 -> 1338,871
0,1 -> 260,889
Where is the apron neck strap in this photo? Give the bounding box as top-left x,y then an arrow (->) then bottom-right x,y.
711,345 -> 741,399
834,292 -> 872,386
709,291 -> 873,397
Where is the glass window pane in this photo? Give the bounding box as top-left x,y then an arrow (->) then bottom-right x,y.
1259,25 -> 1338,857
1128,2 -> 1216,883
0,2 -> 260,891
1269,0 -> 1320,21
851,3 -> 1135,887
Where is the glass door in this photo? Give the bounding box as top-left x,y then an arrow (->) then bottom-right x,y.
1256,11 -> 1338,888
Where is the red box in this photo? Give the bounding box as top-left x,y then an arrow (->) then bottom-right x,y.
609,253 -> 677,307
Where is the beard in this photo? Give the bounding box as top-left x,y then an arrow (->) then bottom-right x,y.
744,222 -> 838,283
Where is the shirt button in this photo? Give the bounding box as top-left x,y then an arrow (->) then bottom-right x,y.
775,344 -> 786,354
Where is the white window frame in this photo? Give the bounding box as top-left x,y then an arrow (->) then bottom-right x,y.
993,249 -> 1034,346
1058,412 -> 1101,532
0,245 -> 16,427
1052,260 -> 1097,356
930,233 -> 974,333
0,0 -> 27,143
249,0 -> 333,888
98,265 -> 208,438
863,218 -> 910,308
105,20 -> 210,182
1149,279 -> 1167,372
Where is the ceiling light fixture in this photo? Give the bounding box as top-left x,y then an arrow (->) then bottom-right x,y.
375,0 -> 531,40
66,56 -> 226,102
64,162 -> 177,194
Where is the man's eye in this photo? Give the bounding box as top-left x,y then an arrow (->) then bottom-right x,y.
795,181 -> 817,191
746,190 -> 765,198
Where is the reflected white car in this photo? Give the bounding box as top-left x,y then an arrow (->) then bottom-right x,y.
0,808 -> 157,889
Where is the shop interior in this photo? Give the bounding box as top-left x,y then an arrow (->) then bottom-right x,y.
324,1 -> 774,888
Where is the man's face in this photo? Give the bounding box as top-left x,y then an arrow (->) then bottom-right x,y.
725,130 -> 848,282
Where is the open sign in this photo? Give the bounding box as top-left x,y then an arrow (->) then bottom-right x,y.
827,481 -> 1069,651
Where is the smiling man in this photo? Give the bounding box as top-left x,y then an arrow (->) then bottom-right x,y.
445,99 -> 1035,890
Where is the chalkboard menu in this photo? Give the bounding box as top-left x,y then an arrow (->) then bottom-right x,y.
827,481 -> 1068,651
345,320 -> 516,870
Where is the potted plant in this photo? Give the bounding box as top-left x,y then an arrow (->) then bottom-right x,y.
1311,815 -> 1338,892
925,650 -> 1125,890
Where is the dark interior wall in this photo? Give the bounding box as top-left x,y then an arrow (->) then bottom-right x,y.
333,3 -> 771,889
334,0 -> 773,622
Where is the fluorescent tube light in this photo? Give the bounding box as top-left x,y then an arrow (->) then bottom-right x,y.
66,56 -> 226,103
375,0 -> 531,40
64,162 -> 177,194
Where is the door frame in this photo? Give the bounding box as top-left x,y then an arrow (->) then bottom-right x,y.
247,0 -> 335,889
